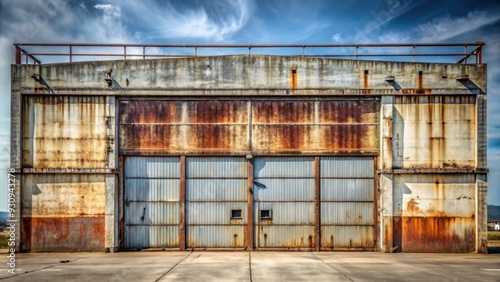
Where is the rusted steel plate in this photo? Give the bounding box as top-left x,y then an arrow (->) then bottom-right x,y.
393,96 -> 476,169
394,216 -> 475,252
252,100 -> 379,151
392,174 -> 476,252
22,96 -> 107,168
187,226 -> 247,248
119,100 -> 249,151
22,216 -> 104,252
320,226 -> 374,249
21,174 -> 106,252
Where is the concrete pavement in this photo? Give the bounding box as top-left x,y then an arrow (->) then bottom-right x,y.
0,251 -> 499,281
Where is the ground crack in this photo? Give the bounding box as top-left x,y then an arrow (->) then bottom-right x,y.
311,253 -> 353,282
154,251 -> 193,282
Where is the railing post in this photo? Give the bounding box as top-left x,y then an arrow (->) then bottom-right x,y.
143,46 -> 146,60
69,46 -> 72,63
464,45 -> 468,64
124,46 -> 127,61
477,45 -> 482,64
15,45 -> 21,64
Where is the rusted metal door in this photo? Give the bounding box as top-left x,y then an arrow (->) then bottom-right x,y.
320,157 -> 375,250
254,157 -> 315,249
124,157 -> 180,249
186,157 -> 247,248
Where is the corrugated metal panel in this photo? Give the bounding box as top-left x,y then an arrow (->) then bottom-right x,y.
125,203 -> 180,225
320,179 -> 373,201
321,226 -> 374,248
254,157 -> 314,178
22,96 -> 107,168
320,203 -> 373,225
254,157 -> 315,248
256,202 -> 314,224
320,157 -> 374,178
119,100 -> 249,152
187,179 -> 247,201
186,157 -> 247,178
187,202 -> 247,224
124,157 -> 180,249
21,174 -> 105,252
392,174 -> 476,252
125,226 -> 179,249
185,157 -> 247,247
187,226 -> 246,248
253,179 -> 314,201
124,157 -> 180,178
256,226 -> 315,248
393,96 -> 476,169
319,157 -> 374,249
125,179 -> 180,201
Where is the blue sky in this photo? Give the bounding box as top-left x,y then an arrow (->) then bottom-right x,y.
0,0 -> 499,210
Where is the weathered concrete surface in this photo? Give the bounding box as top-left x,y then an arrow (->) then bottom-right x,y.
1,252 -> 499,281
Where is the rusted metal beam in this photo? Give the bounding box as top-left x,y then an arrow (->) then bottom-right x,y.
314,156 -> 320,252
118,156 -> 125,251
179,156 -> 186,251
247,159 -> 254,251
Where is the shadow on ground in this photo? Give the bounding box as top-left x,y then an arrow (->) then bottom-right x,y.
488,247 -> 500,254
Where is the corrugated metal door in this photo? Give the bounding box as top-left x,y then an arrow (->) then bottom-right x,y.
124,157 -> 180,249
320,157 -> 375,249
186,157 -> 247,248
254,157 -> 315,249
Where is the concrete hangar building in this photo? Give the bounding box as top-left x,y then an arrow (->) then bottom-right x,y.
10,43 -> 488,253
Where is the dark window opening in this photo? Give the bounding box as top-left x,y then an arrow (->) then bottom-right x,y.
260,209 -> 272,220
231,209 -> 242,219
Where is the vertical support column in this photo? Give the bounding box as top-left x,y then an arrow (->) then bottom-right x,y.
247,159 -> 254,251
314,157 -> 320,252
118,156 -> 124,250
476,174 -> 488,253
105,174 -> 117,252
179,156 -> 186,251
380,95 -> 395,252
105,96 -> 117,252
15,46 -> 21,64
476,92 -> 487,253
10,64 -> 22,252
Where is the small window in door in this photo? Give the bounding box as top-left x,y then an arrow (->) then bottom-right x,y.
231,209 -> 242,219
260,209 -> 272,220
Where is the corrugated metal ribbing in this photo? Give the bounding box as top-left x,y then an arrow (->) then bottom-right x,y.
257,226 -> 315,248
254,157 -> 314,177
125,157 -> 180,178
125,179 -> 180,201
125,202 -> 180,225
320,203 -> 373,225
254,179 -> 314,201
187,179 -> 247,201
320,157 -> 374,178
187,226 -> 246,248
124,157 -> 180,249
254,157 -> 315,248
321,226 -> 374,248
187,202 -> 247,224
125,226 -> 179,249
320,157 -> 375,249
320,179 -> 373,201
256,202 -> 314,224
186,157 -> 247,248
187,157 -> 247,178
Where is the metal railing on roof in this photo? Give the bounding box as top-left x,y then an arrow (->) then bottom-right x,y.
13,42 -> 485,65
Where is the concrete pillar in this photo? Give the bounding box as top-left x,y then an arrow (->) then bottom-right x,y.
105,96 -> 118,251
379,95 -> 394,252
476,175 -> 488,253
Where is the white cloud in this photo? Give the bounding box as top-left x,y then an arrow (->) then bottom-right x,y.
94,4 -> 121,22
416,11 -> 500,42
332,33 -> 342,42
125,0 -> 252,41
